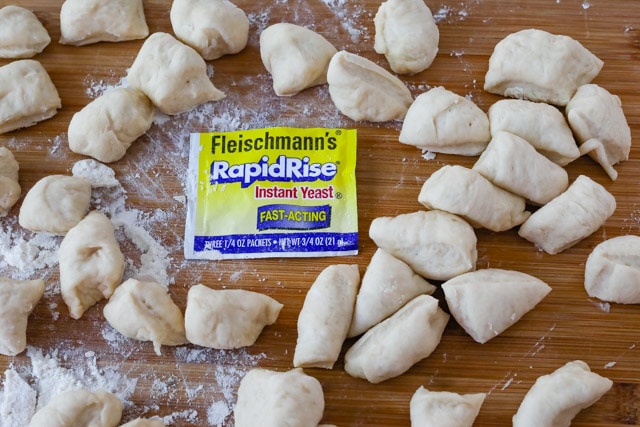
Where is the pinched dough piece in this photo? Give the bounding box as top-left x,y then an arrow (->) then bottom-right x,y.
120,418 -> 165,427
473,131 -> 569,205
327,50 -> 413,122
566,84 -> 631,181
19,175 -> 91,235
484,29 -> 603,106
442,269 -> 551,344
369,210 -> 477,280
374,0 -> 439,74
410,386 -> 486,427
518,175 -> 616,255
68,87 -> 154,163
103,278 -> 187,355
235,368 -> 324,427
59,0 -> 149,46
0,6 -> 50,58
0,60 -> 61,134
399,86 -> 490,155
127,32 -> 225,115
28,389 -> 122,427
0,147 -> 21,214
260,23 -> 337,96
512,360 -> 612,427
0,277 -> 45,356
419,165 -> 530,232
294,264 -> 359,369
185,284 -> 283,349
171,0 -> 249,60
348,248 -> 436,337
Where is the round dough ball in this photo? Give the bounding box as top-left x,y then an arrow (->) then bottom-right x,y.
0,5 -> 51,58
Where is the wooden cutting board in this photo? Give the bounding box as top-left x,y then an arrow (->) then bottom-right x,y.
1,0 -> 640,425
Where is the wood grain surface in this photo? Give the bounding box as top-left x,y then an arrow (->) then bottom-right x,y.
1,0 -> 640,426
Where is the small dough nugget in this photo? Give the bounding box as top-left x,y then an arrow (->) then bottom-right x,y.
0,147 -> 21,215
369,210 -> 477,281
410,386 -> 486,427
566,84 -> 631,181
418,165 -> 530,232
344,294 -> 449,383
513,360 -> 612,427
68,88 -> 154,163
399,87 -> 490,155
127,32 -> 225,115
235,368 -> 324,427
294,264 -> 359,369
0,5 -> 50,58
59,0 -> 149,46
0,60 -> 61,134
28,389 -> 122,427
374,0 -> 439,74
260,23 -> 337,96
0,277 -> 45,356
120,419 -> 165,427
103,278 -> 187,355
484,29 -> 603,106
327,50 -> 413,122
442,269 -> 551,344
185,284 -> 282,349
518,175 -> 616,255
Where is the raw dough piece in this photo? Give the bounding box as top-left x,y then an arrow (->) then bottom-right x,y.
260,23 -> 337,96
59,211 -> 125,319
235,368 -> 324,427
418,165 -> 530,232
0,60 -> 61,134
19,175 -> 91,235
103,278 -> 187,355
0,369 -> 37,425
0,277 -> 45,356
374,0 -> 439,74
294,264 -> 360,369
518,175 -> 616,255
127,32 -> 225,115
28,389 -> 122,427
68,87 -> 154,163
59,0 -> 149,46
488,99 -> 579,166
170,0 -> 249,60
442,269 -> 551,343
348,248 -> 436,337
399,86 -> 490,155
472,131 -> 569,205
584,235 -> 640,304
344,294 -> 449,383
327,50 -> 413,122
185,284 -> 283,349
369,210 -> 477,280
512,360 -> 612,427
0,147 -> 21,215
120,419 -> 165,427
410,386 -> 486,427
0,5 -> 50,58
484,29 -> 603,106
566,84 -> 632,181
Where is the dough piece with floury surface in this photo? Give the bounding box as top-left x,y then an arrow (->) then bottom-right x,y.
0,5 -> 50,58
0,277 -> 45,356
119,419 -> 165,427
28,389 -> 122,427
0,147 -> 21,215
410,387 -> 486,427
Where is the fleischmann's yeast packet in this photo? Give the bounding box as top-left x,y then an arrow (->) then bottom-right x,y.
185,127 -> 358,259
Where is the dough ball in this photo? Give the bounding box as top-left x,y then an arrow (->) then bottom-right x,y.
484,29 -> 603,106
68,87 -> 154,163
28,389 -> 122,427
327,50 -> 413,122
59,0 -> 149,46
0,277 -> 45,356
374,0 -> 439,74
0,147 -> 21,215
260,23 -> 337,96
19,175 -> 91,235
410,386 -> 486,427
0,60 -> 61,134
184,284 -> 283,349
399,86 -> 490,155
171,0 -> 249,60
120,418 -> 165,427
566,84 -> 631,181
0,5 -> 50,58
127,32 -> 225,115
103,278 -> 187,355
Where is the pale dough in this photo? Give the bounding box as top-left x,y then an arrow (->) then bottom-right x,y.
28,389 -> 122,427
410,386 -> 486,427
120,418 -> 165,427
0,147 -> 21,215
0,277 -> 45,356
0,5 -> 50,58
